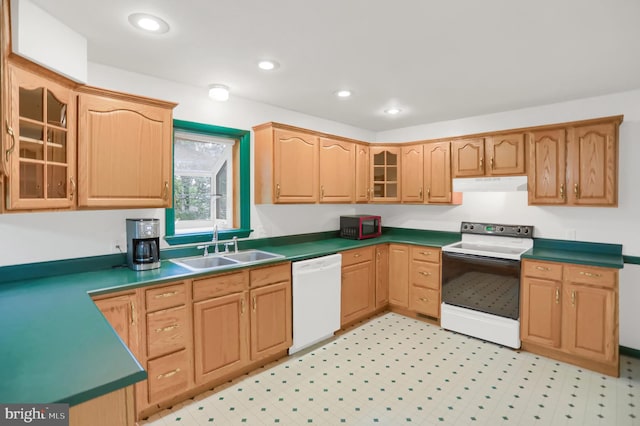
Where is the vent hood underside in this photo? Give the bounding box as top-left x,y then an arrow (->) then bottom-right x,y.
452,175 -> 528,192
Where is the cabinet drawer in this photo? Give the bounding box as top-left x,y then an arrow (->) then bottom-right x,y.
565,265 -> 617,289
250,262 -> 291,288
522,260 -> 563,281
193,271 -> 248,301
146,306 -> 187,359
409,286 -> 440,318
411,246 -> 440,263
341,246 -> 375,267
145,282 -> 186,312
410,261 -> 440,290
147,349 -> 189,404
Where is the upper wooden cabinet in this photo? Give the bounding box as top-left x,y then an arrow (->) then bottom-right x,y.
355,143 -> 370,202
76,87 -> 175,208
4,61 -> 77,210
424,141 -> 454,204
319,137 -> 354,203
528,116 -> 621,207
401,144 -> 424,203
566,121 -> 618,206
370,145 -> 401,202
2,55 -> 176,212
254,123 -> 319,203
452,134 -> 525,178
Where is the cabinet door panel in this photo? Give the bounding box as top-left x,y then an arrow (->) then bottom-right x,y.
424,142 -> 452,203
146,306 -> 187,359
486,133 -> 525,175
6,63 -> 76,210
568,123 -> 617,206
370,146 -> 401,202
528,129 -> 566,205
193,292 -> 249,384
388,244 -> 409,307
319,138 -> 354,203
401,144 -> 423,202
451,138 -> 484,177
94,294 -> 138,357
355,144 -> 370,202
250,281 -> 292,360
564,284 -> 616,363
409,286 -> 440,318
77,93 -> 172,208
341,260 -> 375,325
273,129 -> 318,203
520,277 -> 562,348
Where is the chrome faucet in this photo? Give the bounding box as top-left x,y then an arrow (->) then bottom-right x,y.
212,224 -> 219,254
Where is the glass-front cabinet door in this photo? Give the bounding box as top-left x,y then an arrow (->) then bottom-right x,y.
6,63 -> 76,210
370,146 -> 401,202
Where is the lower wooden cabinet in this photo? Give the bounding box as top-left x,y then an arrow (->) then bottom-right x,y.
249,263 -> 293,360
340,246 -> 376,326
388,244 -> 410,307
521,259 -> 619,376
408,246 -> 442,319
193,290 -> 249,384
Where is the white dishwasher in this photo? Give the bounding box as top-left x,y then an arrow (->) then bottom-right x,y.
289,253 -> 342,355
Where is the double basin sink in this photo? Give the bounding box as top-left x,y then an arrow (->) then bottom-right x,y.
170,249 -> 285,272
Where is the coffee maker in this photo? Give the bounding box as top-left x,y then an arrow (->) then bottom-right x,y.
126,218 -> 161,271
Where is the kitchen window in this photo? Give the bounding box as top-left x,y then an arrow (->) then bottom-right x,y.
164,119 -> 251,245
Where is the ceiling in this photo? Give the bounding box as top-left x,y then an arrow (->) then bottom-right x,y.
29,0 -> 640,132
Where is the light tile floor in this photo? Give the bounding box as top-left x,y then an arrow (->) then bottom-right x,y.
141,313 -> 640,425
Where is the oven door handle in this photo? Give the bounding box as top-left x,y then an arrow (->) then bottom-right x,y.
443,251 -> 520,267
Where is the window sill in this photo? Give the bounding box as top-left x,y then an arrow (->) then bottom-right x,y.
164,228 -> 253,246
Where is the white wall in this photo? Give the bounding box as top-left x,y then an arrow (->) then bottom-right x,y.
10,0 -> 87,82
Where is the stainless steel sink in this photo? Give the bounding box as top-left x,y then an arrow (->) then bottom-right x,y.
222,249 -> 285,263
170,249 -> 285,271
170,255 -> 240,271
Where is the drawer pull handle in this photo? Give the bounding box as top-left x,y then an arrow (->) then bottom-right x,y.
155,324 -> 179,333
157,368 -> 180,380
574,183 -> 580,199
419,271 -> 431,276
276,184 -> 281,199
253,295 -> 257,311
420,252 -> 431,256
535,266 -> 550,271
353,253 -> 361,258
571,290 -> 576,306
241,298 -> 245,314
419,297 -> 429,302
555,288 -> 560,304
560,183 -> 565,199
579,271 -> 601,278
154,291 -> 178,298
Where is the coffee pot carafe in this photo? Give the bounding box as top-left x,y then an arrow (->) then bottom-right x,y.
126,218 -> 161,271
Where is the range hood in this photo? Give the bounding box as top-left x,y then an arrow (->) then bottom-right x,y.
452,175 -> 528,192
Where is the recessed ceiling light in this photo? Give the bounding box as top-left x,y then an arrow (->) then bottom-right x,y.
336,90 -> 352,98
384,108 -> 402,115
208,84 -> 230,101
128,13 -> 170,34
258,60 -> 279,71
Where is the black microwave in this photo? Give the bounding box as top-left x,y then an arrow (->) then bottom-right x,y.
339,215 -> 382,240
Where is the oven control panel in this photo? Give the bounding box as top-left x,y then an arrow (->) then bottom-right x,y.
460,222 -> 533,237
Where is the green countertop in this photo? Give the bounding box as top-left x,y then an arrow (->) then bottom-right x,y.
0,228 -> 623,407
